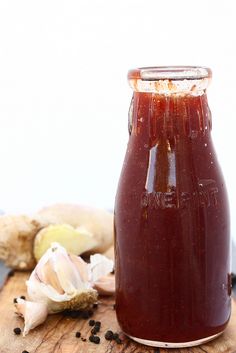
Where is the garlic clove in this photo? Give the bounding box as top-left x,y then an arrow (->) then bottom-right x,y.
37,259 -> 65,294
51,243 -> 88,293
35,243 -> 86,294
93,274 -> 115,295
15,298 -> 48,336
27,271 -> 69,305
88,254 -> 114,283
69,254 -> 89,282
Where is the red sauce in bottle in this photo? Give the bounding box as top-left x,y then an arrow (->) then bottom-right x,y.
114,67 -> 231,347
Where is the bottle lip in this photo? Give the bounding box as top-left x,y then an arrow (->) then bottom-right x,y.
128,66 -> 212,95
128,66 -> 212,81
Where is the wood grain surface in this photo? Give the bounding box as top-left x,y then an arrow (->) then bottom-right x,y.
0,272 -> 236,353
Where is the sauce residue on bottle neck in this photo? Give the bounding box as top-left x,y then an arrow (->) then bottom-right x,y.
131,92 -> 212,143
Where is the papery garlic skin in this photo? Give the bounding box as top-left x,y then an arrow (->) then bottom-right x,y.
89,254 -> 114,283
89,254 -> 114,295
15,298 -> 48,336
27,243 -> 98,313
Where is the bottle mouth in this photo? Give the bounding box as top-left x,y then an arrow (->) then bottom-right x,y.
128,66 -> 212,95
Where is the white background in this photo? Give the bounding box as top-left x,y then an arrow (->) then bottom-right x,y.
0,0 -> 235,241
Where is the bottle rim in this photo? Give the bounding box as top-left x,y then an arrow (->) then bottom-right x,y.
128,66 -> 211,81
128,66 -> 212,95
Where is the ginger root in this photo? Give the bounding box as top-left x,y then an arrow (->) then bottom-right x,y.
0,204 -> 114,270
34,224 -> 98,262
36,204 -> 113,253
0,215 -> 42,270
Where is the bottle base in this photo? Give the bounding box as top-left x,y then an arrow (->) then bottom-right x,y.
127,331 -> 223,348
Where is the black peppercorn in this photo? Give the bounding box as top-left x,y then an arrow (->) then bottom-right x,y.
89,335 -> 100,344
75,331 -> 81,338
95,321 -> 101,328
13,327 -> 21,335
93,336 -> 100,344
89,319 -> 95,326
13,298 -> 17,303
22,351 -> 29,353
105,330 -> 114,340
20,296 -> 26,300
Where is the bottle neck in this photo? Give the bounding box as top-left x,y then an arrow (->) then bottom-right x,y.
130,92 -> 212,144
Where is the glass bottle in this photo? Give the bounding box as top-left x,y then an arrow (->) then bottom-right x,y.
114,67 -> 231,348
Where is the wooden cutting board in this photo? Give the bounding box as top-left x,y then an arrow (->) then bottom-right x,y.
0,272 -> 236,353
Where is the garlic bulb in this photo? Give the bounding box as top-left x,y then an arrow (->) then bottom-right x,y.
15,243 -> 114,335
27,242 -> 114,313
27,243 -> 95,313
